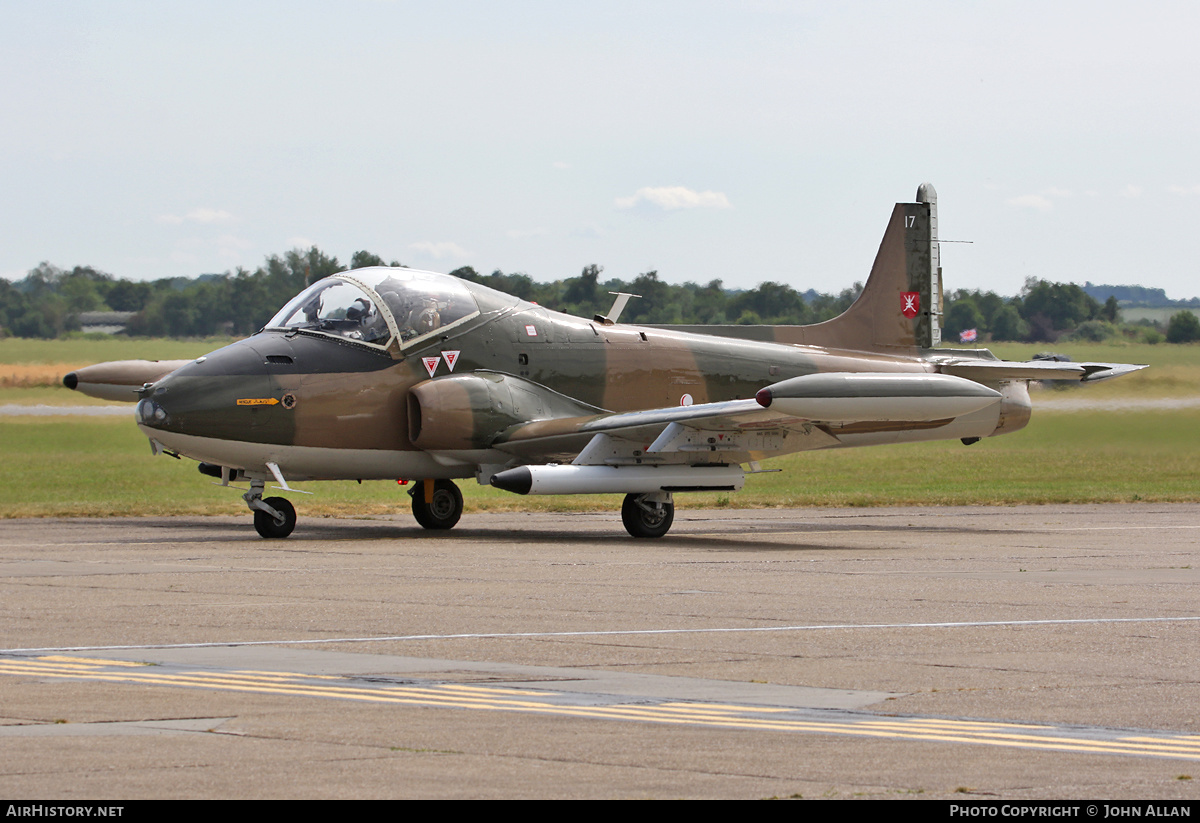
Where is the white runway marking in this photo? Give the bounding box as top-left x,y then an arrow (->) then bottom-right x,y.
1034,395 -> 1200,412
0,404 -> 130,416
5,615 -> 1200,654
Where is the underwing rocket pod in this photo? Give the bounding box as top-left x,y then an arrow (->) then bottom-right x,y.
489,464 -> 746,496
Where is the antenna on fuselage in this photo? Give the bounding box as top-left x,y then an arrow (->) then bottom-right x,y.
594,291 -> 641,325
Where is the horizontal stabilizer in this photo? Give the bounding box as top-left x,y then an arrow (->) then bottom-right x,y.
938,360 -> 1147,384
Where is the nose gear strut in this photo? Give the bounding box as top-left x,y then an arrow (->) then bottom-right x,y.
244,479 -> 297,539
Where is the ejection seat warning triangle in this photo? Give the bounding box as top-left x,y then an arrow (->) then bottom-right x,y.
422,357 -> 441,378
443,351 -> 460,372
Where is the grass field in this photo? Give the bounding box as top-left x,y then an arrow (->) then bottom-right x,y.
0,336 -> 238,365
987,341 -> 1200,400
1121,307 -> 1200,325
1,336 -> 1196,518
0,336 -> 237,391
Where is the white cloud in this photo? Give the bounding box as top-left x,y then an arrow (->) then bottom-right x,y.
1167,184 -> 1200,196
1120,184 -> 1143,198
1005,186 -> 1091,212
572,222 -> 606,239
1005,194 -> 1054,212
156,207 -> 234,225
615,186 -> 732,211
186,207 -> 233,223
408,241 -> 471,260
552,161 -> 571,170
506,227 -> 548,240
217,234 -> 253,259
286,236 -> 316,249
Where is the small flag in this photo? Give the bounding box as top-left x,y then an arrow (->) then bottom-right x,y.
960,328 -> 978,343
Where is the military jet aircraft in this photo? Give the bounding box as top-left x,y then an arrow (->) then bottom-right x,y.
64,184 -> 1143,539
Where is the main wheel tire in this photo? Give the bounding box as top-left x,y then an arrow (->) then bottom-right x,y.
621,493 -> 674,538
254,496 -> 296,539
411,480 -> 463,530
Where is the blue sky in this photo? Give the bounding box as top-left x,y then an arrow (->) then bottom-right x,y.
3,1 -> 1198,299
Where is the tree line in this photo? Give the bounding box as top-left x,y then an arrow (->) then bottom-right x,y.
2,247 -> 1198,344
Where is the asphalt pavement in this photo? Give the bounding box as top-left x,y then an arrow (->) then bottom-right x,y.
2,505 -> 1198,799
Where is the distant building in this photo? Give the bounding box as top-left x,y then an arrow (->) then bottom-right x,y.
77,311 -> 136,335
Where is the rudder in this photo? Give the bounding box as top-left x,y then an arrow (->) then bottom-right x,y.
776,183 -> 943,352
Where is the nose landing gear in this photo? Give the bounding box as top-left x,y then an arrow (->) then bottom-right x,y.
245,480 -> 297,539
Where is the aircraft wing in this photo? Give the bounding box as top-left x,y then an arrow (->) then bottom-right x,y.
491,372 -> 1002,465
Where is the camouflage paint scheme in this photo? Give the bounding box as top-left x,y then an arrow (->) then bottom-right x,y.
66,185 -> 1143,537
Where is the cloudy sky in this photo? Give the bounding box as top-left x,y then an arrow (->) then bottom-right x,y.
3,1 -> 1198,300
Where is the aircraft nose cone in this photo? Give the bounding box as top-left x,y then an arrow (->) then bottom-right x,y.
132,338 -> 293,444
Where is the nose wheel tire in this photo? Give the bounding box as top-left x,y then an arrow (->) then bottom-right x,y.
411,480 -> 464,530
254,496 -> 297,539
621,493 -> 674,538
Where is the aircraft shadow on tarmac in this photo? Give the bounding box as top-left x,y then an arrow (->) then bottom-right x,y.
78,513 -> 1009,554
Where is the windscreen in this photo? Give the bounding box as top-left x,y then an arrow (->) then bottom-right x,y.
266,268 -> 480,350
266,278 -> 391,345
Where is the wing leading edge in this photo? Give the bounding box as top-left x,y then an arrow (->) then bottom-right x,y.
491,372 -> 1003,466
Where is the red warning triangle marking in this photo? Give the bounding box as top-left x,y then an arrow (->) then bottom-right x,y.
443,350 -> 460,371
422,357 -> 441,378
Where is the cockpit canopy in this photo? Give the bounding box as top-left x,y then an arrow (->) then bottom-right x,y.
265,268 -> 480,351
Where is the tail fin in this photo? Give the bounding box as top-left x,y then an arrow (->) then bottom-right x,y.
778,183 -> 943,352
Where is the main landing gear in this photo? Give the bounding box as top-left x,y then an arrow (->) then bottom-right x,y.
621,492 -> 674,539
242,476 -> 670,539
241,477 -> 465,539
244,480 -> 297,539
409,479 -> 464,530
